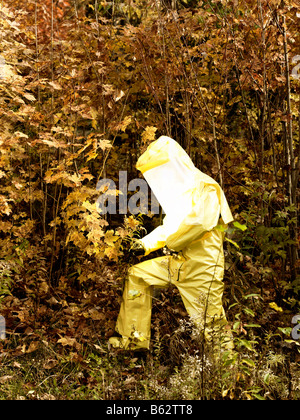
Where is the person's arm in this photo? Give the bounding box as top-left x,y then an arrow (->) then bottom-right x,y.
139,224 -> 167,256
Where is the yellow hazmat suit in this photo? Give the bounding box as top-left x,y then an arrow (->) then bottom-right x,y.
109,136 -> 234,351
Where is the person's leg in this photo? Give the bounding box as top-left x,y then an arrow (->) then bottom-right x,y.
111,256 -> 176,350
176,270 -> 228,340
177,236 -> 233,352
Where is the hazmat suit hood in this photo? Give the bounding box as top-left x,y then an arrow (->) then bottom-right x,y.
137,136 -> 197,229
136,136 -> 233,233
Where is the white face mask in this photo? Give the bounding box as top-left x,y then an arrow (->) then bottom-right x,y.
143,158 -> 197,227
137,137 -> 233,230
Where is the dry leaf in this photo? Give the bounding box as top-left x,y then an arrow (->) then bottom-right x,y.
43,359 -> 58,370
57,336 -> 77,347
98,139 -> 112,151
0,375 -> 13,383
22,341 -> 39,353
48,81 -> 62,90
23,92 -> 36,101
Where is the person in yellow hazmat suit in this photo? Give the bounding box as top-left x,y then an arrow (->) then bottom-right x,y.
109,136 -> 234,352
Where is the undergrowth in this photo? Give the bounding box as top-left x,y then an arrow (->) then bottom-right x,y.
0,259 -> 299,400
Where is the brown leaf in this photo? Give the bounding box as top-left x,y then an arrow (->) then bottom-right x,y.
57,336 -> 76,347
23,341 -> 39,353
48,81 -> 62,90
0,375 -> 13,383
43,359 -> 58,370
23,92 -> 36,101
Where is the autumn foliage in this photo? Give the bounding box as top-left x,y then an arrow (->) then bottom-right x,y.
0,0 -> 299,399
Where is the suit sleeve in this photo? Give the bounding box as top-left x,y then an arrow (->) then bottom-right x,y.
140,225 -> 167,256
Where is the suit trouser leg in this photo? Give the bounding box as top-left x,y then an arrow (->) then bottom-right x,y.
114,253 -> 232,351
176,272 -> 228,344
115,256 -> 173,349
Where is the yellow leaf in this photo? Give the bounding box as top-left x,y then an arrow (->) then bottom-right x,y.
82,200 -> 96,213
125,215 -> 140,230
269,302 -> 283,312
141,126 -> 157,144
120,115 -> 132,132
222,389 -> 229,398
104,245 -> 119,260
90,107 -> 98,120
67,173 -> 82,187
104,230 -> 119,246
86,150 -> 98,161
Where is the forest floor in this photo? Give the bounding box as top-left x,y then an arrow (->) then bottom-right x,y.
0,257 -> 299,400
